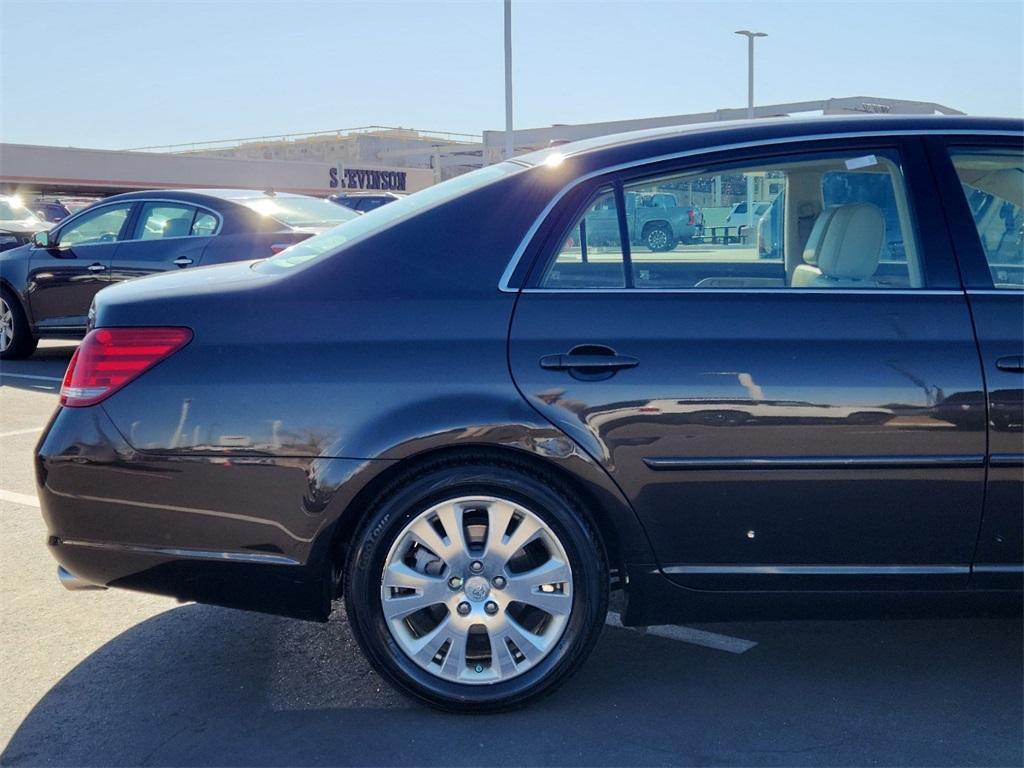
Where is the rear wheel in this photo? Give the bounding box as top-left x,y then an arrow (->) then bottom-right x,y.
344,461 -> 608,711
644,224 -> 676,252
0,292 -> 38,360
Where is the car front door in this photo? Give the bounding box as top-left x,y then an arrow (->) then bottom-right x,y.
927,136 -> 1024,588
27,201 -> 133,330
108,201 -> 218,283
509,137 -> 987,591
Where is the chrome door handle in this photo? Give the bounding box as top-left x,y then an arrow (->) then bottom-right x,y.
539,344 -> 639,380
87,263 -> 106,272
173,257 -> 193,267
995,356 -> 1024,373
540,354 -> 639,371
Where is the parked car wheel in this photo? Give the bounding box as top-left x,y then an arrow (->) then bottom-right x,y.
643,224 -> 676,252
0,291 -> 38,360
344,459 -> 608,711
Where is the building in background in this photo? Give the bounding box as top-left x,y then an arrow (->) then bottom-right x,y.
0,97 -> 961,200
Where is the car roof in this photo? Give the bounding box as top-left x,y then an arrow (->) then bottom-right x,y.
512,115 -> 1023,168
98,189 -> 316,205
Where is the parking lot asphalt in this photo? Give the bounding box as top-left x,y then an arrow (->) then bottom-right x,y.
1,342 -> 1022,767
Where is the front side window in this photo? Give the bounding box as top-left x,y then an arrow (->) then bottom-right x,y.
538,149 -> 924,290
949,149 -> 1023,289
134,203 -> 199,240
58,203 -> 132,247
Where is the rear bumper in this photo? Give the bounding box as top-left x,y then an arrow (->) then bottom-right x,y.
35,404 -> 378,621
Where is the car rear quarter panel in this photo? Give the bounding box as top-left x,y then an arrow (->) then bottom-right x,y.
43,170 -> 656,594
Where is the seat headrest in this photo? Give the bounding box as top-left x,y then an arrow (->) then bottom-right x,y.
163,218 -> 192,238
817,203 -> 884,280
802,206 -> 838,266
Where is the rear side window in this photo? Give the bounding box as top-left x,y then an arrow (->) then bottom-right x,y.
538,149 -> 924,290
134,203 -> 199,240
949,150 -> 1023,289
543,187 -> 626,288
191,211 -> 218,237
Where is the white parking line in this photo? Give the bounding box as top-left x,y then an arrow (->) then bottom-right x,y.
605,611 -> 757,654
0,427 -> 43,438
0,489 -> 41,508
0,372 -> 62,382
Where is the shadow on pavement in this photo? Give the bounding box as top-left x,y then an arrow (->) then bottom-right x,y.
1,602 -> 1021,767
0,343 -> 76,394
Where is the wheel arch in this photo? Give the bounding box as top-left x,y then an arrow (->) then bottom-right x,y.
0,265 -> 34,326
319,441 -> 655,599
639,218 -> 671,236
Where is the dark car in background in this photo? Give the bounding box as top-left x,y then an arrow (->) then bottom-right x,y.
0,188 -> 356,358
31,199 -> 73,224
330,190 -> 405,212
36,116 -> 1023,711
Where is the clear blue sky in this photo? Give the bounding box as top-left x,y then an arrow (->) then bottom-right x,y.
1,0 -> 1021,149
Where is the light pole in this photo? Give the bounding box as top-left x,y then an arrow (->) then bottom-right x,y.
504,0 -> 514,160
735,30 -> 766,234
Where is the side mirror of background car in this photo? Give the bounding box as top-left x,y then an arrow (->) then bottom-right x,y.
32,230 -> 51,248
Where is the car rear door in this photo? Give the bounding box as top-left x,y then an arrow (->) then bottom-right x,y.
509,136 -> 987,591
109,201 -> 218,283
926,134 -> 1024,587
27,201 -> 133,330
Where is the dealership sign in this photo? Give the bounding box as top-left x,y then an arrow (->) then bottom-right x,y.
329,167 -> 407,191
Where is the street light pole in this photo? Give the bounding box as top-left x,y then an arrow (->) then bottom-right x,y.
735,30 -> 767,233
504,0 -> 514,160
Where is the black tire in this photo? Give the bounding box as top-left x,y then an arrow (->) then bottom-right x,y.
643,224 -> 676,252
343,459 -> 608,712
0,290 -> 38,360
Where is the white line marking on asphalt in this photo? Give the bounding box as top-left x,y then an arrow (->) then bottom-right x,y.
0,427 -> 43,438
0,488 -> 41,508
605,611 -> 757,654
0,372 -> 62,382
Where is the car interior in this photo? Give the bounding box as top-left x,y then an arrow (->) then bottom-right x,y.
951,152 -> 1024,289
541,154 -> 925,290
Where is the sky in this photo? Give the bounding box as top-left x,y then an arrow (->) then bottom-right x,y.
1,0 -> 1021,150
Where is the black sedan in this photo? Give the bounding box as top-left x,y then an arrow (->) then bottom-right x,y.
36,116 -> 1023,710
0,189 -> 357,358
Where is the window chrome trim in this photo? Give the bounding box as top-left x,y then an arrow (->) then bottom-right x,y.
50,197 -> 223,248
497,127 -> 1023,292
517,288 -> 964,296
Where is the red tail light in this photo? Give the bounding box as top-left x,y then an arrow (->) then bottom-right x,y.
688,209 -> 696,225
61,327 -> 192,407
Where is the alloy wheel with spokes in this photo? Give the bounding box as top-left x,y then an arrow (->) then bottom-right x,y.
380,495 -> 573,685
645,225 -> 674,252
344,461 -> 608,710
0,292 -> 36,359
0,297 -> 13,353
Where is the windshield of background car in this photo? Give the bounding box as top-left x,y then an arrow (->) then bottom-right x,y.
238,196 -> 360,228
0,199 -> 42,224
255,163 -> 521,272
